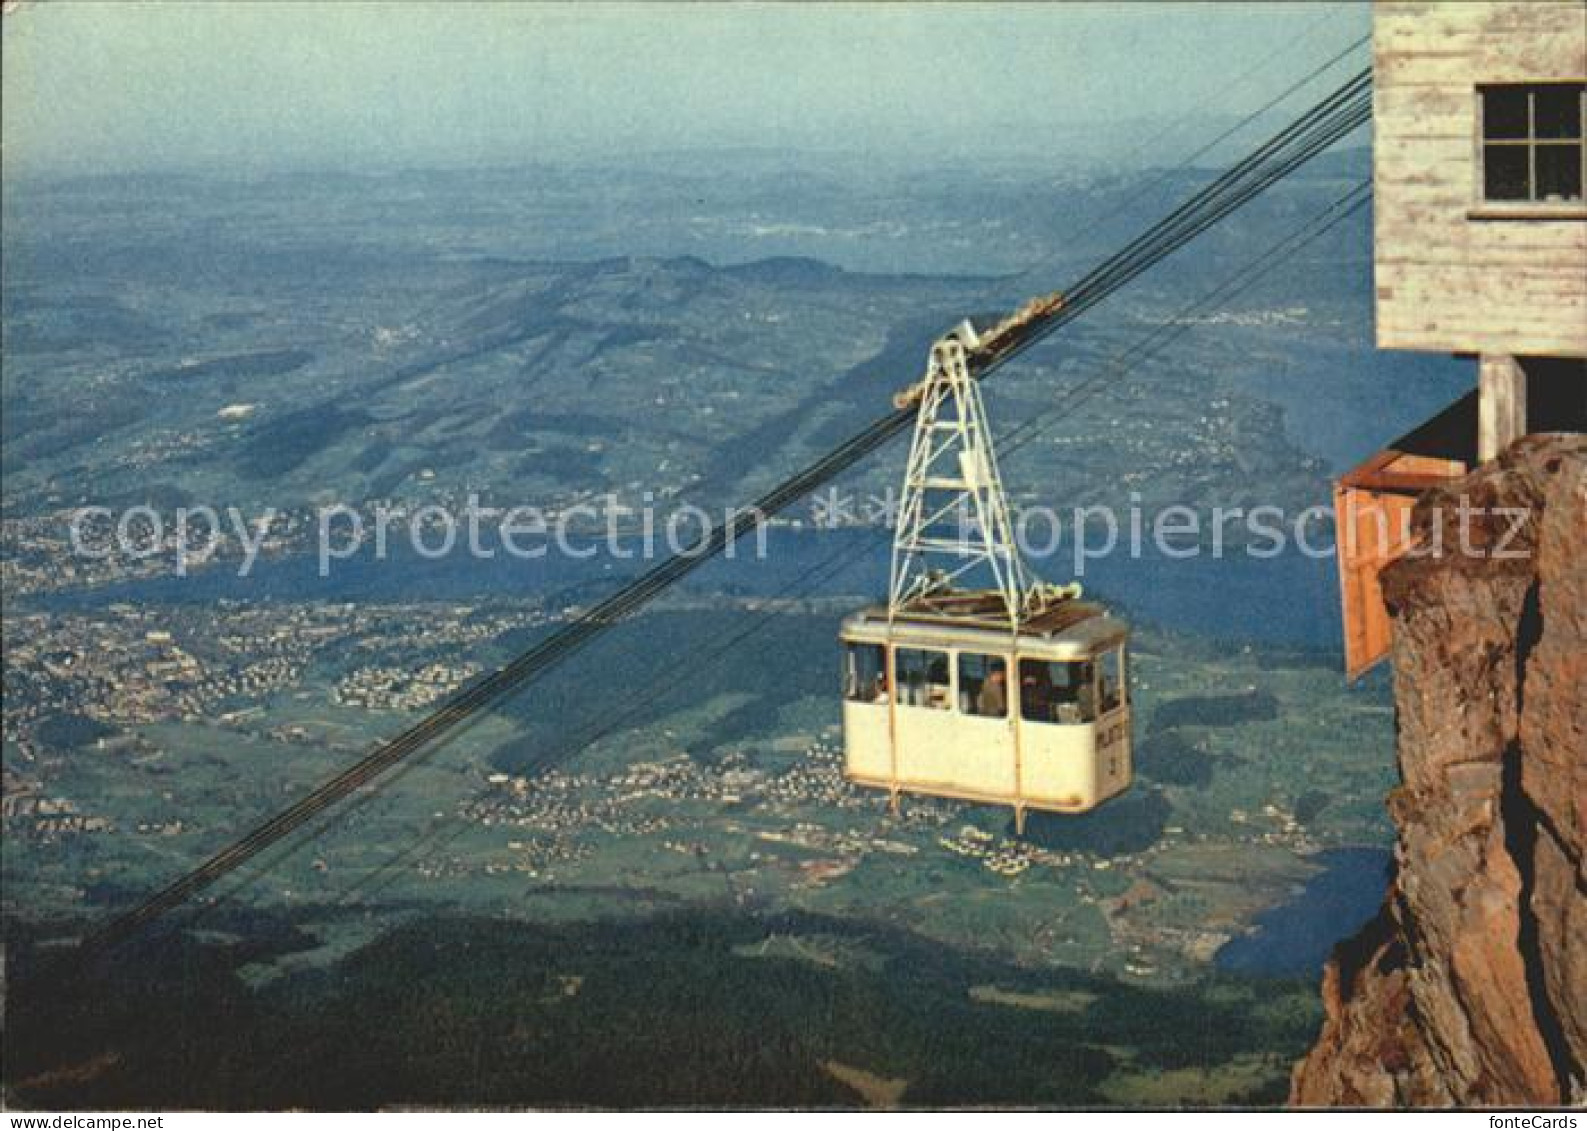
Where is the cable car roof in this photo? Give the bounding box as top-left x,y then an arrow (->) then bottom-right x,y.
840,597 -> 1128,658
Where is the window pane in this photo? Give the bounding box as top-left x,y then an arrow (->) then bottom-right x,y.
895,648 -> 951,710
1018,658 -> 1095,725
1533,84 -> 1584,140
959,653 -> 1008,717
1536,143 -> 1584,202
1482,87 -> 1529,140
844,643 -> 887,703
1484,145 -> 1531,201
1097,648 -> 1125,714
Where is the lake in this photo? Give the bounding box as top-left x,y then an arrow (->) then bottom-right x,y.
36,525 -> 1344,650
1214,846 -> 1393,976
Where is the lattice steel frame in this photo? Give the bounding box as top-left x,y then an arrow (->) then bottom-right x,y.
888,325 -> 1035,626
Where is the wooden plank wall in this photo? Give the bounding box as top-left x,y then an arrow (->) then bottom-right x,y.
1374,1 -> 1587,358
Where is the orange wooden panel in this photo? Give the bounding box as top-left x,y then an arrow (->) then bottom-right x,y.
1334,451 -> 1467,680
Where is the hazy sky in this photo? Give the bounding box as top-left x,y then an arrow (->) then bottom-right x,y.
1,1 -> 1369,175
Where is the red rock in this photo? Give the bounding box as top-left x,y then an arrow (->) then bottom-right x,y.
1291,435 -> 1586,1106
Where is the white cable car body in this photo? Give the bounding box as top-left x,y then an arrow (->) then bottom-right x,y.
839,309 -> 1133,830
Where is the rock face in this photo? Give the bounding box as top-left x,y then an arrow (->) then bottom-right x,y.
1291,434 -> 1586,1106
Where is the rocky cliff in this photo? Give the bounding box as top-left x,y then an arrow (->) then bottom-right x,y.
1292,433 -> 1586,1107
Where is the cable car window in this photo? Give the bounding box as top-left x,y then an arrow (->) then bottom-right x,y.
844,643 -> 888,703
896,648 -> 951,709
958,653 -> 1009,717
1097,647 -> 1124,714
1018,658 -> 1096,724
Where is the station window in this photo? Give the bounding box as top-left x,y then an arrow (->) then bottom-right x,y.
1479,83 -> 1585,204
1096,647 -> 1125,714
843,643 -> 888,703
1018,658 -> 1095,725
895,648 -> 952,710
958,653 -> 1009,717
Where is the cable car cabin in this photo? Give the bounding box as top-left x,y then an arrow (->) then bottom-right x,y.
840,594 -> 1132,830
846,311 -> 1133,831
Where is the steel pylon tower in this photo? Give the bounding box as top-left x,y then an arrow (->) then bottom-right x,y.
888,321 -> 1036,627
